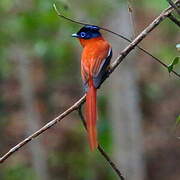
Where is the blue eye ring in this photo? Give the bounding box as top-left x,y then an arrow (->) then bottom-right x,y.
80,32 -> 86,38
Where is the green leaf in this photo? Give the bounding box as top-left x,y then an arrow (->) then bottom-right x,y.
172,57 -> 179,65
176,115 -> 180,126
167,56 -> 180,73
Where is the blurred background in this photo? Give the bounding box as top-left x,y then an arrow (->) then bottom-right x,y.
0,0 -> 179,179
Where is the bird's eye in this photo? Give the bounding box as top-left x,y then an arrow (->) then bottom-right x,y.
80,32 -> 86,37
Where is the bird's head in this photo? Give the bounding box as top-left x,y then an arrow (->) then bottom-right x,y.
72,25 -> 101,39
72,25 -> 102,47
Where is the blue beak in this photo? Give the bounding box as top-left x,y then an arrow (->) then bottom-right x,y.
72,33 -> 79,38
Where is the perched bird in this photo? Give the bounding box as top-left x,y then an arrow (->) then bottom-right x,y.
72,25 -> 112,151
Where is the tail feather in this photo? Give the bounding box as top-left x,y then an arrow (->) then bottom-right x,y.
85,79 -> 98,151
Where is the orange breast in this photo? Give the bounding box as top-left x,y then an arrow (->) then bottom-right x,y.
80,37 -> 111,83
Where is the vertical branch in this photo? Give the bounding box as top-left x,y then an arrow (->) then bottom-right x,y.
78,106 -> 125,180
127,0 -> 136,38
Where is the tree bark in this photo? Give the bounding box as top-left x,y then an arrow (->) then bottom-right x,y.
106,3 -> 145,180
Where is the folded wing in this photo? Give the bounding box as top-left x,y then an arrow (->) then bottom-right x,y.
81,42 -> 112,91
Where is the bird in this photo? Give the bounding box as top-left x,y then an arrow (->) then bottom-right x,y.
72,25 -> 112,151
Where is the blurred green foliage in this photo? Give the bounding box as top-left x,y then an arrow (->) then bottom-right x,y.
0,0 -> 115,179
140,0 -> 169,10
176,115 -> 180,126
2,164 -> 36,180
0,0 -> 179,179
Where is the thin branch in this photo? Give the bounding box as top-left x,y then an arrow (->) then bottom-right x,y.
53,2 -> 180,78
167,0 -> 180,15
78,106 -> 125,180
127,0 -> 136,39
109,0 -> 180,77
53,4 -> 90,26
0,96 -> 86,163
1,1 -> 180,164
168,13 -> 180,26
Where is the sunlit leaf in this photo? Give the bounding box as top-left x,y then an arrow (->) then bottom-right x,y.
176,115 -> 180,126
167,56 -> 180,73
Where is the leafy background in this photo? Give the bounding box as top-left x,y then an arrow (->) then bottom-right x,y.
0,0 -> 179,179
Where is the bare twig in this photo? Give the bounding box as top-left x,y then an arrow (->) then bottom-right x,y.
78,106 -> 125,180
167,0 -> 180,15
109,0 -> 180,77
0,96 -> 86,163
168,13 -> 180,26
53,1 -> 180,78
127,0 -> 136,39
1,1 -> 180,164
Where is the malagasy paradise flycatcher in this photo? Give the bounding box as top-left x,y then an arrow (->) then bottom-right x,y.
72,25 -> 112,151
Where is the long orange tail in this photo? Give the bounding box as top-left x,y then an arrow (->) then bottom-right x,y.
85,79 -> 98,151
